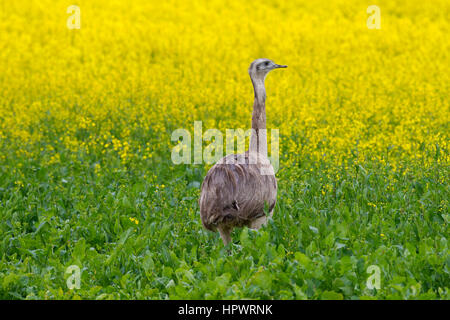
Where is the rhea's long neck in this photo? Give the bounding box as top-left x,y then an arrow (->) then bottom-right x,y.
249,77 -> 268,157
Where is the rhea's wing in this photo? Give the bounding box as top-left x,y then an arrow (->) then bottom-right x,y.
199,162 -> 241,230
199,153 -> 277,230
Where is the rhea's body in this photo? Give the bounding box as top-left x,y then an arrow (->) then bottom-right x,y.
200,152 -> 277,230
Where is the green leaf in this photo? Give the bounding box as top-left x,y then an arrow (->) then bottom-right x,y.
142,253 -> 154,273
321,291 -> 344,300
118,228 -> 134,245
294,252 -> 311,268
250,270 -> 273,290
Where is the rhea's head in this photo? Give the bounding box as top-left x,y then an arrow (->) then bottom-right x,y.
248,58 -> 287,81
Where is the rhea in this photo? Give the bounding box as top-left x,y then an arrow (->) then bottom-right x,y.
199,58 -> 287,245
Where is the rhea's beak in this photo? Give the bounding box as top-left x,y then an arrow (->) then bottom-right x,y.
274,64 -> 287,69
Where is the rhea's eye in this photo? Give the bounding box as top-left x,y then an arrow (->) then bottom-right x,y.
264,61 -> 270,66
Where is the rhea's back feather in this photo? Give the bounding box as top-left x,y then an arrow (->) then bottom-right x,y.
199,151 -> 277,231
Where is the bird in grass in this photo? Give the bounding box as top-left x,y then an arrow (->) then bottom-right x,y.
199,58 -> 287,245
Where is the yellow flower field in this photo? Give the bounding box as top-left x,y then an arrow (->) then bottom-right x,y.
0,0 -> 448,168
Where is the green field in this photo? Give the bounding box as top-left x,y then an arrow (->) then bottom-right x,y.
1,153 -> 448,299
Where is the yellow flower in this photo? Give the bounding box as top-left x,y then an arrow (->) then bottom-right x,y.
129,217 -> 139,225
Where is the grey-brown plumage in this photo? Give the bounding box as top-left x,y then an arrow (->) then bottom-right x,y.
199,58 -> 287,245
